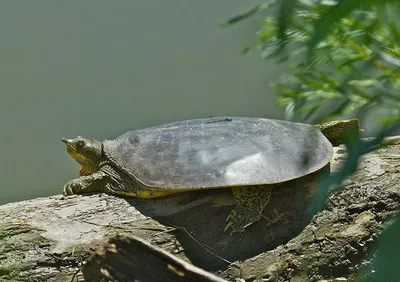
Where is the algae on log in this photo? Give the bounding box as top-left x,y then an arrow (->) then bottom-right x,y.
0,142 -> 399,281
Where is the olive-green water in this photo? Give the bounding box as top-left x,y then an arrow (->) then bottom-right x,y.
0,1 -> 286,205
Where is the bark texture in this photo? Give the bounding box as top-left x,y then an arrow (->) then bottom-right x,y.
0,142 -> 399,281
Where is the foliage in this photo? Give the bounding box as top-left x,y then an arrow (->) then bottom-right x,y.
355,215 -> 400,281
231,1 -> 400,124
224,1 -> 400,280
224,0 -> 400,185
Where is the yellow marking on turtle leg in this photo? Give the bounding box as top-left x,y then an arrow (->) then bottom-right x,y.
79,167 -> 92,176
225,186 -> 272,233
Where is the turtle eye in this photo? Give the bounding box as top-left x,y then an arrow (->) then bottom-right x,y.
76,140 -> 85,149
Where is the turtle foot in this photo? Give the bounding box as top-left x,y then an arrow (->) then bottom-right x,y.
62,169 -> 110,196
261,209 -> 288,226
225,186 -> 272,233
63,178 -> 86,195
224,208 -> 258,234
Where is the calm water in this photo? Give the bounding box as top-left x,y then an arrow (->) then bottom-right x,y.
0,1 -> 286,205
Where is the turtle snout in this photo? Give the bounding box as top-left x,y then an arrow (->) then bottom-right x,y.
61,138 -> 70,144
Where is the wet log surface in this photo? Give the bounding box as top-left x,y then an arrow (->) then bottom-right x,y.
0,141 -> 399,281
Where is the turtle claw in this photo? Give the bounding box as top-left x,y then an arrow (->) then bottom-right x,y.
261,209 -> 287,226
62,186 -> 73,196
224,221 -> 233,233
224,212 -> 234,233
224,209 -> 246,233
225,212 -> 233,223
62,179 -> 84,196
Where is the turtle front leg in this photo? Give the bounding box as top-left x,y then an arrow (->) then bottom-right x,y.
225,186 -> 272,233
63,171 -> 108,195
63,165 -> 118,195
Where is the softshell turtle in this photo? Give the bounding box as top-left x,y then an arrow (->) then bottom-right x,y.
61,117 -> 360,232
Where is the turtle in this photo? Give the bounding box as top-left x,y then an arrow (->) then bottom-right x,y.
61,117 -> 361,233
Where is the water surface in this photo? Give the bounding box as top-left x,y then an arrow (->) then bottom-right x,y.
0,1 -> 285,204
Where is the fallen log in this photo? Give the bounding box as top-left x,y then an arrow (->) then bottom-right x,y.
82,235 -> 229,282
0,139 -> 399,281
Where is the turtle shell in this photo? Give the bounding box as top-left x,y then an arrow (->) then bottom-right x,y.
103,117 -> 333,190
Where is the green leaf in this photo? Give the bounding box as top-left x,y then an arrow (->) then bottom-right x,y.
379,116 -> 400,124
241,43 -> 260,55
348,79 -> 377,87
300,90 -> 342,99
276,0 -> 297,55
219,1 -> 278,27
380,52 -> 400,67
306,0 -> 400,60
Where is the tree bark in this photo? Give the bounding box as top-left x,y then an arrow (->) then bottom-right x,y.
0,140 -> 399,281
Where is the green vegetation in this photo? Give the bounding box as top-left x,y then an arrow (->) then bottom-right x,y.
225,0 -> 400,125
224,1 -> 400,280
224,0 -> 400,187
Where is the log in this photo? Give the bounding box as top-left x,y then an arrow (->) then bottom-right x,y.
0,139 -> 399,281
82,235 -> 229,282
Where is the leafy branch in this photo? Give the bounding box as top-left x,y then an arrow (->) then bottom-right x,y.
224,0 -> 400,124
224,1 -> 400,280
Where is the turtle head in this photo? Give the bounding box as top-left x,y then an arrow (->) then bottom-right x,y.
61,136 -> 102,175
